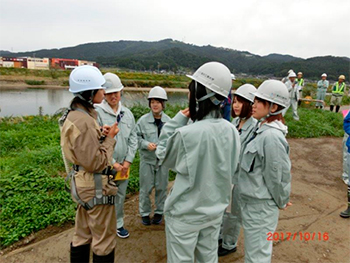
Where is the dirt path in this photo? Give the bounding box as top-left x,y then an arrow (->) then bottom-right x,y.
1,138 -> 349,263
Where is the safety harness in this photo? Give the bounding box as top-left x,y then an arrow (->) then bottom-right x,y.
59,107 -> 117,210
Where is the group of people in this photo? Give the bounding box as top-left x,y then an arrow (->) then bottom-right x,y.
281,69 -> 347,121
60,62 -> 346,263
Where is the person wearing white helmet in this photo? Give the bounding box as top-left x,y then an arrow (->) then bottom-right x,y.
134,86 -> 171,226
218,84 -> 257,257
60,65 -> 119,262
281,69 -> 294,83
330,75 -> 347,112
238,80 -> 292,263
155,62 -> 240,263
282,71 -> 300,120
297,72 -> 305,106
316,73 -> 329,109
95,72 -> 138,239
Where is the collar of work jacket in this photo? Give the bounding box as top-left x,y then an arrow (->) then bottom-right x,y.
94,100 -> 122,117
146,111 -> 168,123
257,120 -> 288,136
232,116 -> 256,132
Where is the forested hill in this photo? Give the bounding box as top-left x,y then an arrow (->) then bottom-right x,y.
1,39 -> 349,80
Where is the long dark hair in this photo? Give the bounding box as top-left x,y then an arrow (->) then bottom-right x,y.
188,80 -> 225,121
70,89 -> 99,112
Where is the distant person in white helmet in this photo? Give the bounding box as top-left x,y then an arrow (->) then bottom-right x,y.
218,84 -> 257,257
60,65 -> 119,263
239,80 -> 292,263
134,86 -> 171,226
316,73 -> 329,109
297,72 -> 304,106
281,69 -> 294,83
95,72 -> 138,239
282,71 -> 300,120
330,75 -> 346,112
156,62 -> 240,263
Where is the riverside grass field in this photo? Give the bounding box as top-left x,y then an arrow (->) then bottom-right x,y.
0,105 -> 344,248
0,68 -> 347,248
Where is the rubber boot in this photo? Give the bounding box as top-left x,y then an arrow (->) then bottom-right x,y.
70,243 -> 90,263
93,249 -> 114,263
340,185 -> 350,218
336,105 -> 340,113
330,105 -> 334,112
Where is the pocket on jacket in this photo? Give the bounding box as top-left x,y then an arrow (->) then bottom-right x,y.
241,148 -> 257,173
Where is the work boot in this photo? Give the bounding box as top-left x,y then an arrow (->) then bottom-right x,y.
336,105 -> 340,113
152,214 -> 163,225
330,105 -> 334,112
218,245 -> 237,257
93,249 -> 114,263
70,243 -> 90,263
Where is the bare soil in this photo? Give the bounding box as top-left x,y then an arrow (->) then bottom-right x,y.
1,137 -> 349,263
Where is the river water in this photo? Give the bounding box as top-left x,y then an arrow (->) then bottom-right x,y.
0,89 -> 188,117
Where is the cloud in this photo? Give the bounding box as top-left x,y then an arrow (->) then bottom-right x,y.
0,0 -> 349,58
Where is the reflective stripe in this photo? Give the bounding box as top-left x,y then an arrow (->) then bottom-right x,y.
297,78 -> 304,86
332,82 -> 345,95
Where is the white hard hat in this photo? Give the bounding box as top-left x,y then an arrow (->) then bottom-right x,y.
234,84 -> 257,103
288,71 -> 297,78
288,69 -> 294,74
297,72 -> 303,75
148,86 -> 168,100
69,65 -> 105,93
187,62 -> 232,98
321,73 -> 327,77
252,80 -> 289,108
231,73 -> 236,80
103,73 -> 124,94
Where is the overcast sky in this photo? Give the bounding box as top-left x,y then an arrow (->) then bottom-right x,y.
1,0 -> 349,59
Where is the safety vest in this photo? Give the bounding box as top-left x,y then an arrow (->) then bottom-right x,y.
297,78 -> 304,87
332,82 -> 345,95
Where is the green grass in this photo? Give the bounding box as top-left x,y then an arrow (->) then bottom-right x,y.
0,103 -> 344,247
0,105 -> 182,247
24,80 -> 46,85
284,107 -> 344,138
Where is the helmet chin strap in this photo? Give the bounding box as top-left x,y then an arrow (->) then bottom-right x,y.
258,103 -> 284,123
195,82 -> 221,106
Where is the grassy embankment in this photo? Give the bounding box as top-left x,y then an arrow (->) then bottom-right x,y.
0,104 -> 344,248
0,67 -> 260,90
